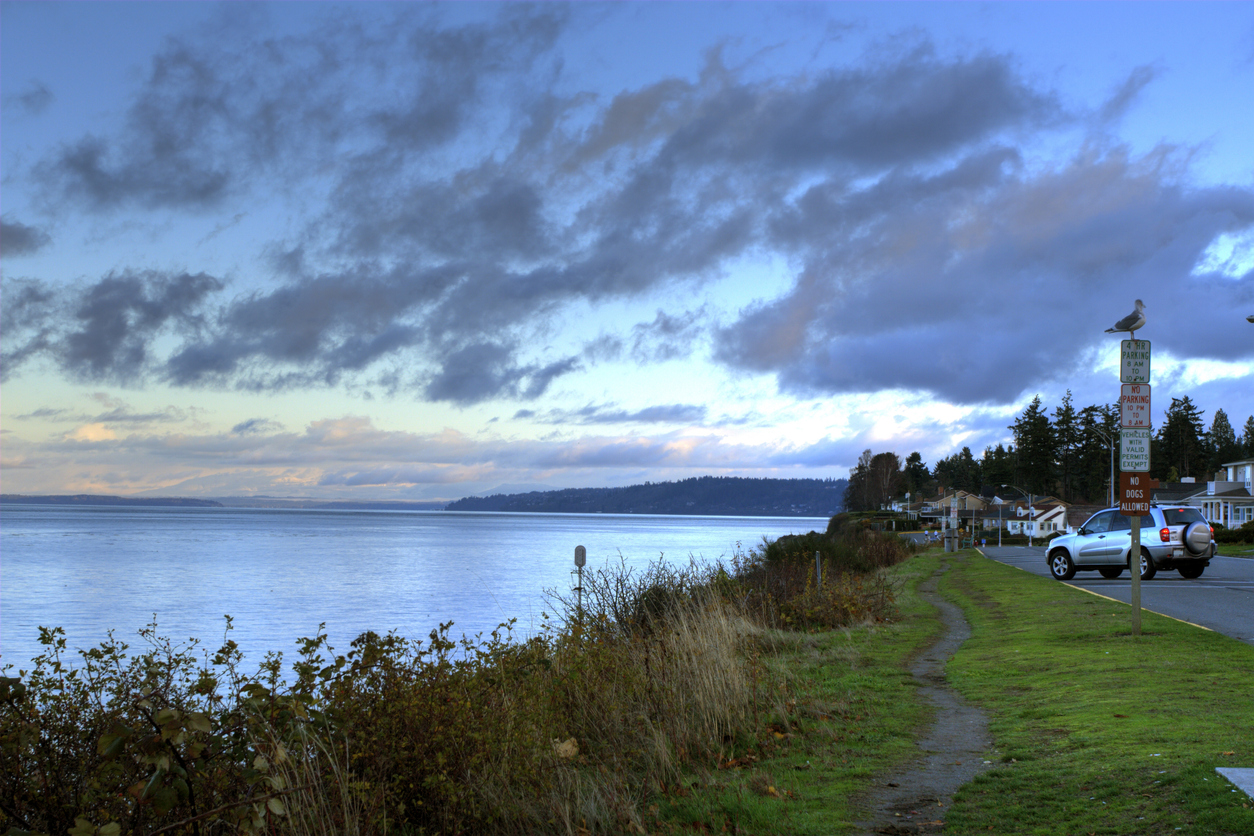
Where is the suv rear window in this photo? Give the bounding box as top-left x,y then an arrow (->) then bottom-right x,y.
1162,507 -> 1205,525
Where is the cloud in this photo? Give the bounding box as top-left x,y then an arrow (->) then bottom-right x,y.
715,144 -> 1254,404
3,413 -> 849,497
33,7 -> 568,211
6,8 -> 1252,413
4,80 -> 54,115
422,342 -> 582,404
1098,64 -> 1161,124
62,271 -> 224,383
529,403 -> 709,426
232,418 -> 283,435
630,308 -> 707,363
2,271 -> 224,384
1,218 -> 52,255
65,423 -> 118,442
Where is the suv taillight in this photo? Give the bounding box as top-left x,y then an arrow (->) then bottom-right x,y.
1160,527 -> 1170,543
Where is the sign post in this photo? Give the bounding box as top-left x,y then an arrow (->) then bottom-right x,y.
1118,340 -> 1151,636
574,545 -> 586,620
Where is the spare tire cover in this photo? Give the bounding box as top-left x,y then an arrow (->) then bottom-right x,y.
1183,520 -> 1211,556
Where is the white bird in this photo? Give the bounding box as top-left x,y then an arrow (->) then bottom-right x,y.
1105,299 -> 1146,338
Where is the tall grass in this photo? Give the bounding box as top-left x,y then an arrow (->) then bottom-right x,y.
1,529 -> 913,835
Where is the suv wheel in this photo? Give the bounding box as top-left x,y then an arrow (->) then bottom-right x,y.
1131,549 -> 1157,580
1178,562 -> 1205,579
1049,551 -> 1076,581
1098,567 -> 1123,579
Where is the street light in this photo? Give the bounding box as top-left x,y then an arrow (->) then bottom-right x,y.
1001,484 -> 1035,547
996,496 -> 1004,548
1092,426 -> 1116,508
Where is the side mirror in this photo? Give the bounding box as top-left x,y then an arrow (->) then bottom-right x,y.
1077,527 -> 1089,536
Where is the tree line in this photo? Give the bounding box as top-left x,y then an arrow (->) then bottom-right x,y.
844,392 -> 1254,511
447,476 -> 849,517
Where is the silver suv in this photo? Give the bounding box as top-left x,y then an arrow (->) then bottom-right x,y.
1047,505 -> 1215,581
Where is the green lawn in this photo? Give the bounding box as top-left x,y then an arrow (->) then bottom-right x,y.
941,552 -> 1254,835
654,550 -> 1254,835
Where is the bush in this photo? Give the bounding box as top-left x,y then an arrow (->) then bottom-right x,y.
1214,521 -> 1254,544
2,543 -> 912,836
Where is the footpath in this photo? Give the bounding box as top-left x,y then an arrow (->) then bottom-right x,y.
857,558 -> 992,834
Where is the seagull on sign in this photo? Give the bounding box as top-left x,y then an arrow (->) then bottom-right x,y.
1105,299 -> 1146,338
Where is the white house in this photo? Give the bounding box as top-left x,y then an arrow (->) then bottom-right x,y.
1191,457 -> 1254,529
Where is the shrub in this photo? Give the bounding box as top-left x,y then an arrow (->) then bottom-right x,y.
2,542 -> 912,836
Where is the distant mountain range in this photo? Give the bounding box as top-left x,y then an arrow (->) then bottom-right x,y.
1,494 -> 224,507
3,477 -> 846,517
445,476 -> 847,517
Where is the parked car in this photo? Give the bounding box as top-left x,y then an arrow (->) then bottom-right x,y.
1046,505 -> 1215,581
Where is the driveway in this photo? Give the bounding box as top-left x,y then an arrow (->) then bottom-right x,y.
978,546 -> 1254,647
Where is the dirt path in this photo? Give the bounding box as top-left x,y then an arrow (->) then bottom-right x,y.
856,557 -> 993,834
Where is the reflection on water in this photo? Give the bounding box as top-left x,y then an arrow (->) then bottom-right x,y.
1,505 -> 826,669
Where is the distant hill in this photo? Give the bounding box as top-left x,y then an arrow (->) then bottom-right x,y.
1,494 -> 223,508
445,476 -> 847,517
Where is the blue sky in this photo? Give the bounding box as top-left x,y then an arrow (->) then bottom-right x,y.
3,2 -> 1253,501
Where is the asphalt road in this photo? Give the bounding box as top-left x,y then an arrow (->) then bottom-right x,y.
977,545 -> 1254,647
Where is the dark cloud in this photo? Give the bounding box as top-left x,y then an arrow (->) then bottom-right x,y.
531,403 -> 709,426
1099,64 -> 1161,124
715,145 -> 1254,404
0,279 -> 57,381
5,80 -> 54,115
15,407 -> 69,421
1,218 -> 52,255
8,8 -> 1252,410
630,308 -> 706,363
33,7 -> 567,211
422,342 -> 581,404
2,272 -> 223,384
232,418 -> 283,435
61,271 -> 223,383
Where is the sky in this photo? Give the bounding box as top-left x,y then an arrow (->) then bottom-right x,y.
2,2 -> 1253,502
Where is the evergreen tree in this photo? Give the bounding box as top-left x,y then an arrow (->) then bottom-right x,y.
1242,415 -> 1254,458
1011,395 -> 1055,496
1077,403 -> 1118,505
1053,390 -> 1081,502
1155,396 -> 1206,480
843,449 -> 875,512
1206,408 -> 1241,473
903,452 -> 932,498
980,444 -> 1015,491
933,447 -> 983,494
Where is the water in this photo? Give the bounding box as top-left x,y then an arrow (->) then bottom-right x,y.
0,504 -> 826,671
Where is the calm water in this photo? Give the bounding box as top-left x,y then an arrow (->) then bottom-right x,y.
1,504 -> 825,670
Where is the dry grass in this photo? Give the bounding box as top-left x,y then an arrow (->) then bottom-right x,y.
2,531 -> 914,836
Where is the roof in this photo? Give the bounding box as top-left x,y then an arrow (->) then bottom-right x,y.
1219,457 -> 1254,467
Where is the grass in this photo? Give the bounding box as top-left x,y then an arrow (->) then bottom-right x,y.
646,548 -> 1254,835
647,553 -> 945,834
938,551 -> 1254,835
1218,542 -> 1254,557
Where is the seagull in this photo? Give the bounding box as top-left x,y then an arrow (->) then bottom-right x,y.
1106,299 -> 1146,338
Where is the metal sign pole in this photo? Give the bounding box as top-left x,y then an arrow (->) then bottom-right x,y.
1130,516 -> 1141,636
574,545 -> 586,622
1118,338 -> 1151,638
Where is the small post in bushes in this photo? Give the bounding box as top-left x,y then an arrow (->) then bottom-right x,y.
574,545 -> 586,619
815,550 -> 822,588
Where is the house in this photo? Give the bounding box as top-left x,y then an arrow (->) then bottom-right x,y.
1185,457 -> 1254,529
912,490 -> 1063,533
997,496 -> 1069,537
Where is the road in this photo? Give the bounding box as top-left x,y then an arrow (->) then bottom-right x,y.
977,545 -> 1254,647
